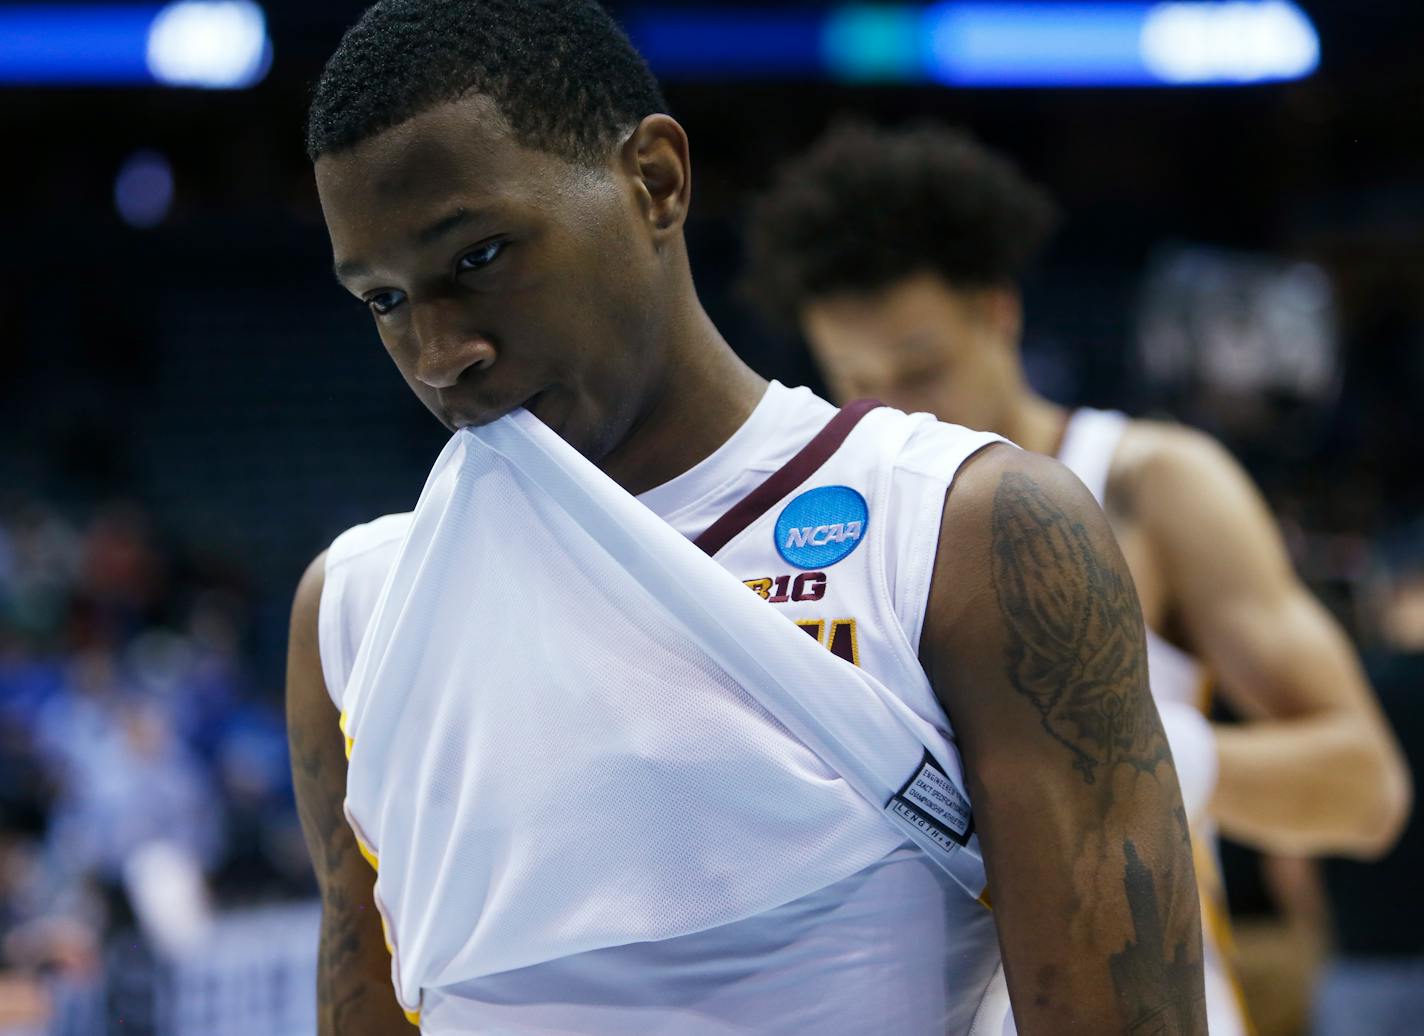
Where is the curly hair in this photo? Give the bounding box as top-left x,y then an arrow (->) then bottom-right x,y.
306,0 -> 667,164
743,122 -> 1059,328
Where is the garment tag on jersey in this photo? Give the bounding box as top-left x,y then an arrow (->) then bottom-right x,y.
885,751 -> 973,851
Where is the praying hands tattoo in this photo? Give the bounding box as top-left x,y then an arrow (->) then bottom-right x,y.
991,471 -> 1171,785
989,470 -> 1204,1035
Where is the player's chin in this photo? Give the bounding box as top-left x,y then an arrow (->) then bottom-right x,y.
523,386 -> 630,463
550,399 -> 617,461
522,387 -> 561,432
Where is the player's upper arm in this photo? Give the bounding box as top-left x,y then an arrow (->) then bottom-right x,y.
287,552 -> 413,1033
1132,427 -> 1410,852
1137,427 -> 1383,722
289,553 -> 346,892
923,445 -> 1205,1035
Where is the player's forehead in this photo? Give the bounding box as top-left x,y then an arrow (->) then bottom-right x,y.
805,275 -> 977,357
315,94 -> 573,224
807,275 -> 948,331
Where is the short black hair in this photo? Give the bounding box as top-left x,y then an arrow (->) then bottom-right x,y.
306,0 -> 668,164
743,122 -> 1059,328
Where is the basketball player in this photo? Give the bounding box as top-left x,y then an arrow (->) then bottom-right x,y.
286,5 -> 1207,1033
745,122 -> 1413,1036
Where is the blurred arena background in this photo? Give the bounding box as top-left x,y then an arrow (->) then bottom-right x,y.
1,1 -> 1421,1033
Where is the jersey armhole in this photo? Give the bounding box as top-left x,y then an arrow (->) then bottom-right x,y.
317,556 -> 349,711
315,513 -> 415,712
885,433 -> 1008,660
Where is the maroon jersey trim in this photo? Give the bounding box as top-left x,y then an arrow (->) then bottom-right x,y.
692,398 -> 884,558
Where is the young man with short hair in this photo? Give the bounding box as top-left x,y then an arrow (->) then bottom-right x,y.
288,8 -> 1207,1034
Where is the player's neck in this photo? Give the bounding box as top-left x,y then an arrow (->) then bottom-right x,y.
997,392 -> 1070,458
598,305 -> 768,496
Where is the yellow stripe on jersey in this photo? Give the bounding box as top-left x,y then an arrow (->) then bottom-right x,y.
1194,838 -> 1257,1036
1195,672 -> 1215,717
357,837 -> 380,874
1186,677 -> 1255,1033
340,710 -> 355,760
338,713 -> 421,1028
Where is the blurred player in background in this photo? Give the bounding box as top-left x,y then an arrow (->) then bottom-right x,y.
287,3 -> 1207,1034
746,121 -> 1414,1036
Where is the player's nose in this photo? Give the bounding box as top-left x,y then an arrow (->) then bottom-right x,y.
411,302 -> 497,389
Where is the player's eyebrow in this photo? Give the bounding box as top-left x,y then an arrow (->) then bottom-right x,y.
413,207 -> 480,248
333,207 -> 488,285
333,257 -> 369,284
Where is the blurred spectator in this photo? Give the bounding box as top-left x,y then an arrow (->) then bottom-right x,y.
0,498 -> 306,1003
0,972 -> 49,1035
38,674 -> 224,884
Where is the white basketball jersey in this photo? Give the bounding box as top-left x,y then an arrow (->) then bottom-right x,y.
1058,407 -> 1251,1036
319,383 -> 1005,1035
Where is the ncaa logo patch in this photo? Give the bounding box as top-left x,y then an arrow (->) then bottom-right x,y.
775,485 -> 869,570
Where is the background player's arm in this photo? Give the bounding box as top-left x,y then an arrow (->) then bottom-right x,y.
1135,428 -> 1411,858
287,554 -> 415,1034
924,447 -> 1206,1035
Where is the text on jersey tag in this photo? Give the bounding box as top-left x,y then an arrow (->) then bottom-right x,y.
885,751 -> 974,857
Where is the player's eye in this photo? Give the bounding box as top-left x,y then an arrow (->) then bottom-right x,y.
365,289 -> 407,316
457,239 -> 506,273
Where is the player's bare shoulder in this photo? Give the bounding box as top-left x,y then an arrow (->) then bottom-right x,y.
1109,418 -> 1247,525
940,439 -> 1111,541
1111,417 -> 1298,621
1116,415 -> 1241,506
928,443 -> 1141,675
288,551 -> 330,714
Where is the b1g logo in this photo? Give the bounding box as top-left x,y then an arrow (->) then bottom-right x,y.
775,485 -> 869,570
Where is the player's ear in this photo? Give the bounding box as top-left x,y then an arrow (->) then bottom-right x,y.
980,287 -> 1023,351
620,114 -> 691,240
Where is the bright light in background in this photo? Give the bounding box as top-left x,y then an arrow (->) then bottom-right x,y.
1,1 -> 1315,89
921,0 -> 1319,85
1141,1 -> 1319,84
114,150 -> 176,229
0,2 -> 271,88
147,1 -> 271,89
625,1 -> 1319,87
923,2 -> 1150,86
620,9 -> 823,76
823,5 -> 921,82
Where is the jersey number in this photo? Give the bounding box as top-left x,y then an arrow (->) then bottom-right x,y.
795,618 -> 860,667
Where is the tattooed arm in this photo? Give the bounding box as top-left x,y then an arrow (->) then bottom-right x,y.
922,447 -> 1206,1034
287,553 -> 415,1034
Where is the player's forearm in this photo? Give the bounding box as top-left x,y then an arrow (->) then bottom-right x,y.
1211,713 -> 1411,858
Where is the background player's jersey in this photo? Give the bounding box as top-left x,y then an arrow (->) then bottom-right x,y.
319,382 -> 1004,1035
1059,407 -> 1252,1036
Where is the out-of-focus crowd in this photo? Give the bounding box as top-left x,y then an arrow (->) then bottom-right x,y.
0,499 -> 307,1030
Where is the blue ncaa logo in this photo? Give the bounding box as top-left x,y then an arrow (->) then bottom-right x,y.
775,485 -> 870,570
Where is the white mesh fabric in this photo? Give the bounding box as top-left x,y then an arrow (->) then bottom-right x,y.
340,410 -> 985,1012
